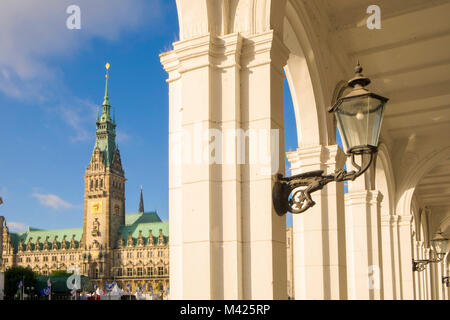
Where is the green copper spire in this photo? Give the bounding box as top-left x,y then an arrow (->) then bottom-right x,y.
103,74 -> 110,106
91,62 -> 118,168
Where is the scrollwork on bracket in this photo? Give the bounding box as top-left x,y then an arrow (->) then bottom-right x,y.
273,149 -> 375,215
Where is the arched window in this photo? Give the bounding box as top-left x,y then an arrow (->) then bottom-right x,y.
95,179 -> 98,188
100,179 -> 103,188
90,180 -> 93,189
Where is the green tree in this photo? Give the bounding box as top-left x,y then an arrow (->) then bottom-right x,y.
50,270 -> 69,277
4,266 -> 37,300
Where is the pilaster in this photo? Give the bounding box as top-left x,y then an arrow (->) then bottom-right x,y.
345,189 -> 384,299
160,30 -> 289,299
288,144 -> 347,300
397,214 -> 415,299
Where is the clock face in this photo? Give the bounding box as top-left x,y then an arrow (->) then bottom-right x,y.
90,201 -> 102,214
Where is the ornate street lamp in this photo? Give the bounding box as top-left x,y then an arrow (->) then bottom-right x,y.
413,230 -> 449,272
443,276 -> 450,287
273,63 -> 389,215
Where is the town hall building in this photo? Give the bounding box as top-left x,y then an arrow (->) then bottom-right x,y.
0,70 -> 169,292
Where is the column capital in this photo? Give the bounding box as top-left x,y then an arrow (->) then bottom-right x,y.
160,51 -> 181,83
381,214 -> 398,226
287,144 -> 346,174
398,214 -> 413,226
345,190 -> 384,206
241,30 -> 289,75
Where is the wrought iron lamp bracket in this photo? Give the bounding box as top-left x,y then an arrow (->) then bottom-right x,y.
273,148 -> 375,216
443,276 -> 450,287
412,255 -> 445,272
412,259 -> 430,272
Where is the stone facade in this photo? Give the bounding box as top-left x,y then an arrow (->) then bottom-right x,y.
0,74 -> 169,293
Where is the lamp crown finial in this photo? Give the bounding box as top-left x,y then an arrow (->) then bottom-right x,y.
355,61 -> 363,74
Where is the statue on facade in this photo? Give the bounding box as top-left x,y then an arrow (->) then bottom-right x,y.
52,236 -> 59,250
147,229 -> 154,246
70,235 -> 77,249
35,237 -> 41,251
91,218 -> 100,237
61,235 -> 67,250
158,229 -> 165,245
127,232 -> 133,247
137,230 -> 144,247
43,236 -> 50,250
26,237 -> 33,251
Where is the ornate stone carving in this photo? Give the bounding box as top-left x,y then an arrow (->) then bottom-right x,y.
147,230 -> 154,246
127,232 -> 133,247
61,235 -> 67,250
35,237 -> 41,251
117,237 -> 124,248
43,236 -> 50,250
70,235 -> 77,249
52,236 -> 58,250
92,218 -> 100,237
158,229 -> 165,245
26,237 -> 33,251
137,230 -> 144,247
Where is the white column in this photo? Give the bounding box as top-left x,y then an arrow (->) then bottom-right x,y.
381,215 -> 397,299
414,241 -> 423,300
161,48 -> 183,300
436,259 -> 445,300
345,189 -> 384,299
240,31 -> 289,300
425,247 -> 432,300
397,214 -> 415,300
161,30 -> 288,299
288,145 -> 347,300
391,215 -> 402,299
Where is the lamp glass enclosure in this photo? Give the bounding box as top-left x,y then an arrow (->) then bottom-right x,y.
431,232 -> 449,257
334,93 -> 387,154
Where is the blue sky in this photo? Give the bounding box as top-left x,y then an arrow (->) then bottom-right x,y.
0,0 -> 305,232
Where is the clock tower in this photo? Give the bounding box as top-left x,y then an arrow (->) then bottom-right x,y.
82,63 -> 126,255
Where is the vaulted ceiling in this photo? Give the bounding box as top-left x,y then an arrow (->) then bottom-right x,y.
313,0 -> 450,233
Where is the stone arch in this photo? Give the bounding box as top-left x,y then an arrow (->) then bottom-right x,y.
282,0 -> 333,147
175,0 -> 287,41
396,147 -> 450,216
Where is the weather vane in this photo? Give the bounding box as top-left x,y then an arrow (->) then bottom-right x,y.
105,62 -> 110,78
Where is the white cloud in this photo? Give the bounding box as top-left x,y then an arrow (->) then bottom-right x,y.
116,130 -> 131,143
58,98 -> 98,142
7,222 -> 28,232
32,192 -> 76,210
0,0 -> 163,100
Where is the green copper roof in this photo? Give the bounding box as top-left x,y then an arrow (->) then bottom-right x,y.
125,211 -> 162,225
120,211 -> 168,246
7,211 -> 167,252
119,222 -> 169,246
9,227 -> 83,252
90,72 -> 118,168
103,76 -> 110,106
